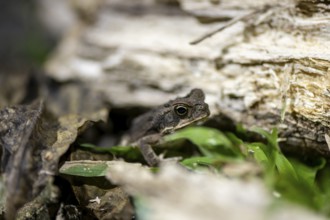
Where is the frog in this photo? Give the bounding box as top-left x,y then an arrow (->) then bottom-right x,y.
126,88 -> 210,166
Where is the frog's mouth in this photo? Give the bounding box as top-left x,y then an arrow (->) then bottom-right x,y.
176,114 -> 209,130
196,117 -> 209,125
162,116 -> 208,134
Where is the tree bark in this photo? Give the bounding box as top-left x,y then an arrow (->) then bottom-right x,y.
45,0 -> 330,157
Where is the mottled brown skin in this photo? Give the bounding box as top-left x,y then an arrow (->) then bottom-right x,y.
128,88 -> 210,166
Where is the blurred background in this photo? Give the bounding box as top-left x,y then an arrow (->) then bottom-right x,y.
0,0 -> 78,108
0,0 -> 58,71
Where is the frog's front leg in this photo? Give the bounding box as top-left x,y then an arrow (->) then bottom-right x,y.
138,134 -> 161,166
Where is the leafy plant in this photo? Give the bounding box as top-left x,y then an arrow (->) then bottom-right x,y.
247,128 -> 326,210
60,126 -> 330,216
166,126 -> 329,212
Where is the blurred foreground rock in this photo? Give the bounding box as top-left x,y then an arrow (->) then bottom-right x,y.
107,161 -> 325,220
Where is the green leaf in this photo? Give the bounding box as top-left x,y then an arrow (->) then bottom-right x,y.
246,143 -> 271,165
181,156 -> 218,167
59,160 -> 110,177
181,156 -> 239,169
274,154 -> 298,181
224,132 -> 245,156
251,127 -> 279,151
165,127 -> 240,158
79,144 -> 141,160
318,164 -> 330,215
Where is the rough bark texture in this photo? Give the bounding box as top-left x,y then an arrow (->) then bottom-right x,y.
45,0 -> 330,157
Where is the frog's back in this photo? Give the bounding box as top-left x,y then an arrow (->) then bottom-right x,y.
128,109 -> 160,142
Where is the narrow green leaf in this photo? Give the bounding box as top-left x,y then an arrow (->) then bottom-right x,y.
59,160 -> 110,177
251,127 -> 279,151
246,143 -> 269,165
181,156 -> 239,168
274,154 -> 298,181
79,144 -> 141,160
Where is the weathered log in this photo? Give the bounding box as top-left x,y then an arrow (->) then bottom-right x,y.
45,0 -> 330,157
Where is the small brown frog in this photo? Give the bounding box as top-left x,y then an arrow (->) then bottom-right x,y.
127,88 -> 210,166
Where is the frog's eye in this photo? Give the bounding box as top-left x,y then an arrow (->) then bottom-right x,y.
175,105 -> 188,116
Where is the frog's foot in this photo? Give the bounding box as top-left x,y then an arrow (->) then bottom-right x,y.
139,144 -> 160,166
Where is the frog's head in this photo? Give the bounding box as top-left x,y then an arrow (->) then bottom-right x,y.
159,88 -> 210,134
